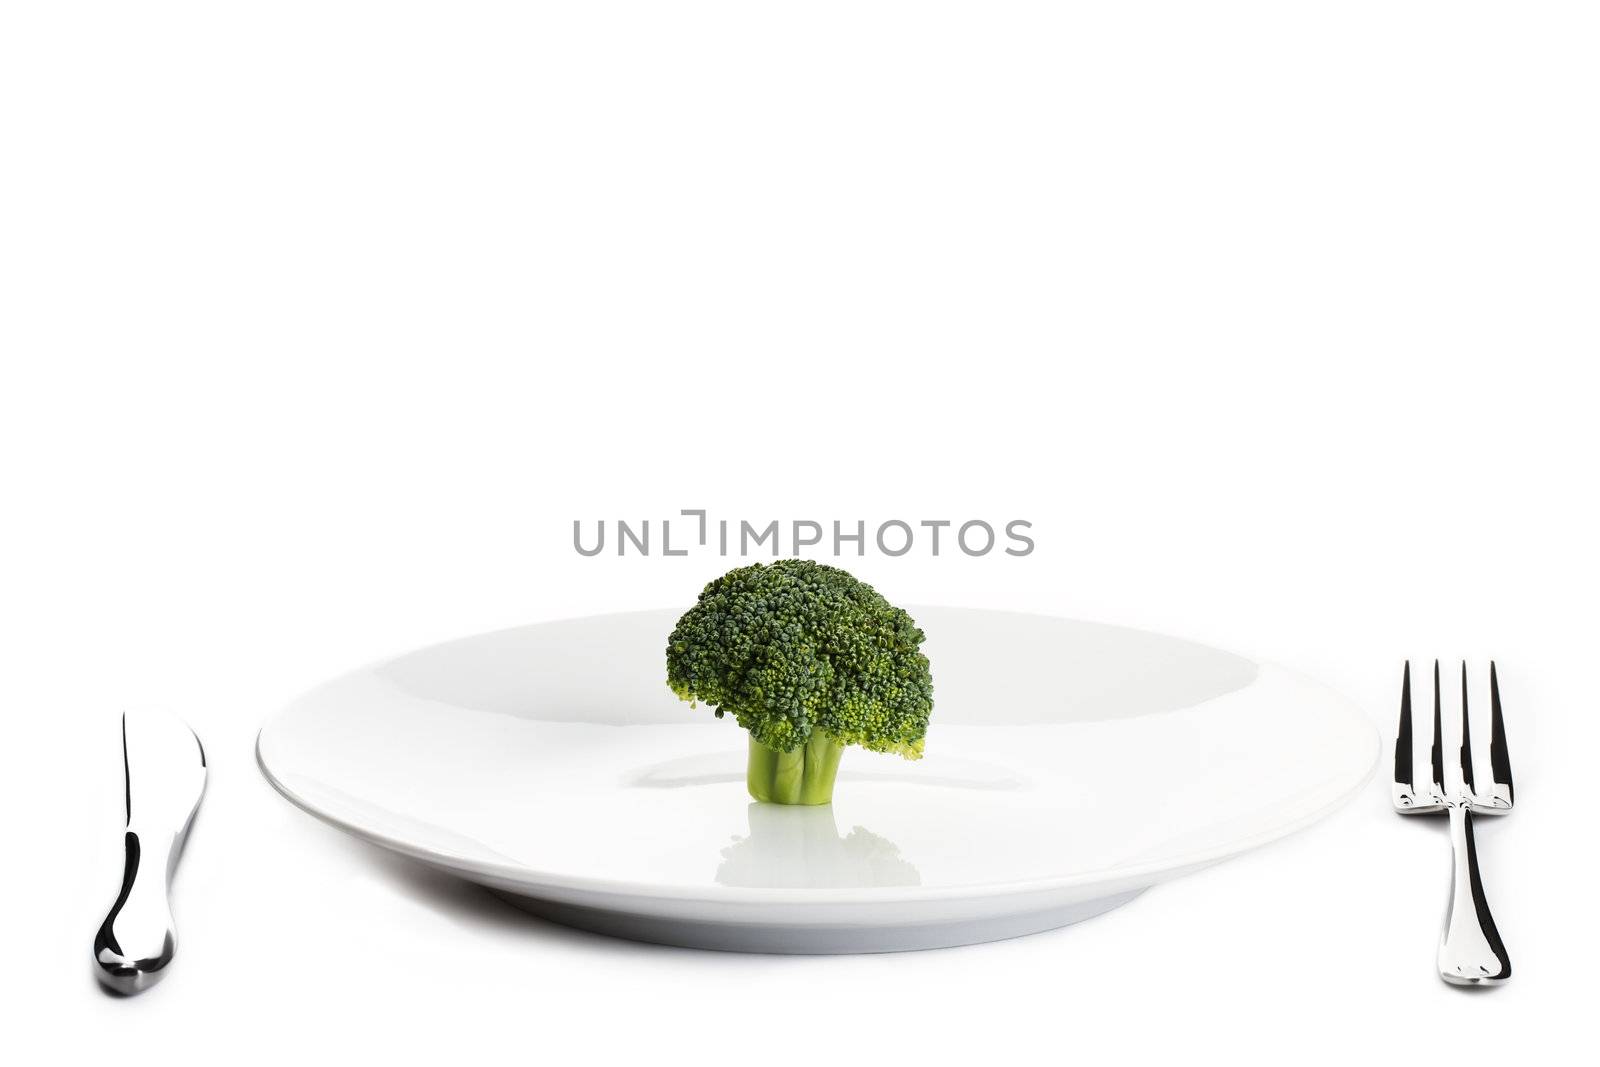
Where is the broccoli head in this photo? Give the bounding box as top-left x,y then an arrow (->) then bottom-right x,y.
665,559 -> 933,805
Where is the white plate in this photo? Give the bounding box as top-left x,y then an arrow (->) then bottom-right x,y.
257,608 -> 1377,953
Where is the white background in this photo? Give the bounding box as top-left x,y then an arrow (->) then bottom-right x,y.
3,1 -> 1595,1062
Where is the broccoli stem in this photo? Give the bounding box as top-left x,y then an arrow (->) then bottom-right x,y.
746,733 -> 845,805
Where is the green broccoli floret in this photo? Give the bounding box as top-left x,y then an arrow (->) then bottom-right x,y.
665,559 -> 933,805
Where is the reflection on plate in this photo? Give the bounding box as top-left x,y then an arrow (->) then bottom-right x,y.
717,804 -> 920,890
257,607 -> 1377,953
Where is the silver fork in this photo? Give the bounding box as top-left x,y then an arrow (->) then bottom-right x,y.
1392,660 -> 1513,985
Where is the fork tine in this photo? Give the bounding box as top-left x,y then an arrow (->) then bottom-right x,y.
1430,660 -> 1446,801
1459,661 -> 1476,796
1393,661 -> 1414,801
1489,661 -> 1515,808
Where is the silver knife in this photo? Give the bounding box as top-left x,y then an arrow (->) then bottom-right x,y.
93,712 -> 207,994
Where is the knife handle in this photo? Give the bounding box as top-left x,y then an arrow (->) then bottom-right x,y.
94,824 -> 188,994
93,711 -> 205,995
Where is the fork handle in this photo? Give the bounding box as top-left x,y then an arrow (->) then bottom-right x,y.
1437,804 -> 1511,985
